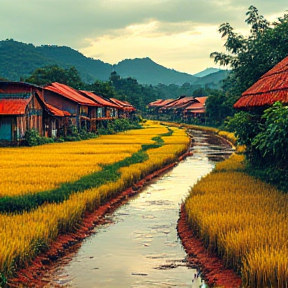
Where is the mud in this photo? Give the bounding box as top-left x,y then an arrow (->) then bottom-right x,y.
177,205 -> 242,288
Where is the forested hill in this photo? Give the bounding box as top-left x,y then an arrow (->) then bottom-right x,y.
0,39 -> 227,86
113,58 -> 197,85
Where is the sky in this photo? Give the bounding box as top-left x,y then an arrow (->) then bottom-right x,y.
1,0 -> 287,75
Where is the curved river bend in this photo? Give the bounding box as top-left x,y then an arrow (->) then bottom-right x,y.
46,130 -> 233,288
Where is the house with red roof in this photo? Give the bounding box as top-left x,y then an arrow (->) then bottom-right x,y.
147,96 -> 207,122
109,98 -> 136,119
234,56 -> 288,109
183,97 -> 207,121
0,82 -> 45,145
0,81 -> 72,144
43,82 -> 101,133
79,90 -> 120,119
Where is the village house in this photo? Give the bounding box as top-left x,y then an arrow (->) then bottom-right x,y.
0,82 -> 45,145
43,82 -> 102,133
79,90 -> 120,120
183,97 -> 207,122
234,56 -> 288,109
147,99 -> 175,117
147,96 -> 207,122
109,97 -> 136,119
0,81 -> 74,144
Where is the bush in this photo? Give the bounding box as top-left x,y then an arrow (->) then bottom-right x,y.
24,129 -> 54,146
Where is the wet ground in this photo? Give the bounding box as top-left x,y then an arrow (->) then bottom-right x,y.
44,130 -> 234,288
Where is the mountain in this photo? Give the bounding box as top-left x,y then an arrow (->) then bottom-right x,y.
194,67 -> 222,78
0,39 -> 227,86
194,70 -> 230,88
114,58 -> 197,85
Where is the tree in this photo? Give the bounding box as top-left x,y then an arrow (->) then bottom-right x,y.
206,7 -> 288,127
205,90 -> 234,126
210,6 -> 288,98
25,65 -> 83,89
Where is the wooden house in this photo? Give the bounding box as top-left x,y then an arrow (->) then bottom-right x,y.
234,56 -> 288,109
158,96 -> 197,121
147,99 -> 175,118
0,82 -> 44,145
79,90 -> 120,119
183,97 -> 207,122
43,82 -> 101,133
109,98 -> 136,119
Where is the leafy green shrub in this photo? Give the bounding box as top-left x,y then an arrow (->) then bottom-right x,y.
23,129 -> 54,146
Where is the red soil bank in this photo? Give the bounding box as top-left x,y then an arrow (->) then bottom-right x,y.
177,204 -> 242,288
8,151 -> 191,287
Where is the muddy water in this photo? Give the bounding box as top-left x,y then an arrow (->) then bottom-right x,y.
47,130 -> 233,288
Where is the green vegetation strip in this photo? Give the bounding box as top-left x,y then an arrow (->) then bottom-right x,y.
0,128 -> 173,214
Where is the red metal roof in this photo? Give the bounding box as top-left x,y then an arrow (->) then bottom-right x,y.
79,91 -> 119,108
110,98 -> 136,111
44,83 -> 99,106
147,99 -> 175,108
160,96 -> 195,110
184,97 -> 207,112
45,103 -> 71,117
234,56 -> 288,109
0,98 -> 31,115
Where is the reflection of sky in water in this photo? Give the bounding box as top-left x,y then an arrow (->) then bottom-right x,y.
47,132 -> 230,288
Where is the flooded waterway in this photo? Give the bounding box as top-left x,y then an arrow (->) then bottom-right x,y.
46,130 -> 233,288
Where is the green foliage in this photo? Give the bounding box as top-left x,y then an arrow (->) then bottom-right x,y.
97,119 -> 142,135
226,111 -> 261,146
205,90 -> 234,126
209,7 -> 288,125
25,65 -> 82,88
252,102 -> 288,168
23,129 -> 54,146
109,72 -> 159,110
226,102 -> 288,191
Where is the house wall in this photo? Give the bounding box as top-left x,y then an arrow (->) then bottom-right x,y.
44,91 -> 78,115
26,96 -> 44,136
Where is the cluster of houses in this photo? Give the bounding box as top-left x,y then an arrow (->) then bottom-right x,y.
0,81 -> 136,146
147,96 -> 207,123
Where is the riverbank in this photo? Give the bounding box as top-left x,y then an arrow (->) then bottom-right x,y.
177,205 -> 242,288
0,121 -> 190,287
182,146 -> 288,288
8,150 -> 192,288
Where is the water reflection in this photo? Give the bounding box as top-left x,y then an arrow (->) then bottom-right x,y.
45,130 -> 233,288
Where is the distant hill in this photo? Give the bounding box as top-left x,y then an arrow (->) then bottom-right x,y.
115,57 -> 198,85
194,70 -> 230,89
0,39 -> 228,86
193,67 -> 222,77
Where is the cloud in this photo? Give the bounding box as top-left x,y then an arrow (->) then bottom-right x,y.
0,0 -> 287,74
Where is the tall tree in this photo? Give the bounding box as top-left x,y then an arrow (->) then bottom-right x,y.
206,7 -> 288,126
25,65 -> 83,89
210,6 -> 288,96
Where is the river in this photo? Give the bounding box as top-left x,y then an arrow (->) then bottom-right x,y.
45,129 -> 233,288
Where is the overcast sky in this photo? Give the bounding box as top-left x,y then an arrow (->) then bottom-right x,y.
1,0 -> 287,74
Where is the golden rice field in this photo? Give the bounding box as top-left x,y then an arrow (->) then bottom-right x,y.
0,123 -> 164,197
0,121 -> 190,281
185,153 -> 288,288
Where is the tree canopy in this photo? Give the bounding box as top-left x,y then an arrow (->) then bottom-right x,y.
205,6 -> 288,127
24,65 -> 83,89
210,6 -> 288,97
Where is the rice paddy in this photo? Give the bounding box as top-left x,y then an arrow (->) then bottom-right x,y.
0,121 -> 190,284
